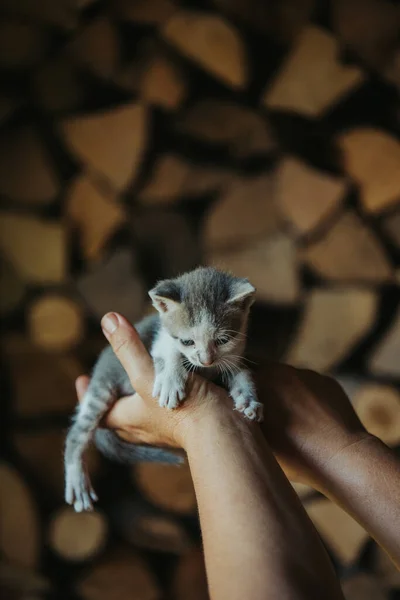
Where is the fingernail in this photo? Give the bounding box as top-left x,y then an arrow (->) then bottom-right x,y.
101,312 -> 119,335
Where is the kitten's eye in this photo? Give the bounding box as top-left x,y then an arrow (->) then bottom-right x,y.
181,339 -> 195,346
216,336 -> 230,346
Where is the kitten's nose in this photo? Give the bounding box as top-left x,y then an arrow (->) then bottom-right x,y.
201,359 -> 214,367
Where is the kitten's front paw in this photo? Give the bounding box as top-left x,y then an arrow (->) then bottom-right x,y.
231,391 -> 264,423
65,463 -> 98,512
153,374 -> 186,410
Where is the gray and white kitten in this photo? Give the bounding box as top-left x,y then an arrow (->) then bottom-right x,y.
65,267 -> 263,512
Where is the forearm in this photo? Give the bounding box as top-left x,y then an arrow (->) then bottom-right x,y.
318,435 -> 400,568
184,406 -> 344,600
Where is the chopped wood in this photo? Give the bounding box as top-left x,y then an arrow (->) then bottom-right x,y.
61,103 -> 147,191
276,157 -> 347,236
382,209 -> 400,248
178,100 -> 276,158
0,562 -> 50,598
262,26 -> 364,117
0,462 -> 40,569
213,0 -> 315,43
341,573 -> 386,600
0,0 -> 78,30
287,288 -> 377,371
34,56 -> 85,112
66,175 -> 126,261
0,127 -> 59,205
139,52 -> 186,110
370,307 -> 400,378
139,155 -> 229,204
0,257 -> 25,315
48,507 -> 107,561
203,174 -> 280,251
332,0 -> 400,71
67,16 -> 119,79
306,497 -> 369,565
374,546 -> 400,589
113,0 -> 176,25
352,383 -> 400,446
0,20 -> 49,69
209,233 -> 300,305
0,214 -> 65,283
302,211 -> 392,283
163,11 -> 247,89
76,248 -> 145,323
78,545 -> 161,600
28,293 -> 84,351
172,548 -> 209,600
339,128 -> 400,214
290,482 -> 315,501
2,335 -> 83,416
135,462 -> 196,515
14,429 -> 100,500
132,210 -> 200,279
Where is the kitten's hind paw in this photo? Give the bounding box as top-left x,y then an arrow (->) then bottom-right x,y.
65,464 -> 98,512
233,394 -> 264,423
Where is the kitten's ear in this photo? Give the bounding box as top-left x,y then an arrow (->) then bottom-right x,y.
227,280 -> 256,309
149,281 -> 181,314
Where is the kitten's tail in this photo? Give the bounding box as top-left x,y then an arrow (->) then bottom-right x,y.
94,429 -> 184,465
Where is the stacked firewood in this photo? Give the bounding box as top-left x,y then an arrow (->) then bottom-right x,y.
1,0 -> 399,598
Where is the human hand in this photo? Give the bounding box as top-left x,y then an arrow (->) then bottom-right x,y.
76,312 -> 234,450
254,363 -> 372,489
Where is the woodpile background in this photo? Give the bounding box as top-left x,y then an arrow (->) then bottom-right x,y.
1,0 -> 400,598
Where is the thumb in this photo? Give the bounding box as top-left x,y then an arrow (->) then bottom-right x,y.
101,312 -> 155,399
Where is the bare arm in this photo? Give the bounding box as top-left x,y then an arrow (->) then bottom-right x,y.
91,313 -> 345,600
256,364 -> 400,569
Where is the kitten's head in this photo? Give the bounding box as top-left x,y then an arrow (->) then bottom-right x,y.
149,267 -> 255,369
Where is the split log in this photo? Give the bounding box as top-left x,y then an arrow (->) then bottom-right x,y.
61,103 -> 147,191
302,211 -> 392,283
0,462 -> 40,569
113,0 -> 176,25
0,257 -> 25,315
34,56 -> 85,112
352,384 -> 400,446
135,462 -> 196,515
0,20 -> 49,69
382,209 -> 400,248
0,214 -> 66,283
28,293 -> 84,351
172,548 -> 209,600
139,155 -> 229,204
0,127 -> 59,205
276,157 -> 347,236
341,573 -> 386,600
178,100 -> 275,158
111,498 -> 191,554
339,128 -> 400,214
77,545 -> 160,600
48,507 -> 107,561
262,26 -> 364,117
67,16 -> 119,79
306,497 -> 369,565
66,175 -> 126,261
374,546 -> 400,589
137,51 -> 186,110
0,0 -> 79,30
370,308 -> 400,378
332,0 -> 400,71
163,11 -> 247,89
132,210 -> 200,278
203,174 -> 280,251
290,482 -> 314,501
287,288 -> 377,371
14,429 -> 100,500
209,233 -> 300,305
76,248 -> 145,323
2,335 -> 82,416
0,562 -> 50,598
213,0 -> 315,44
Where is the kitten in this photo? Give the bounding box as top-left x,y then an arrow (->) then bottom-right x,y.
65,267 -> 263,512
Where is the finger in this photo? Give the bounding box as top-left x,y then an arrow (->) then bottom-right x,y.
104,393 -> 147,430
76,375 -> 90,402
101,312 -> 154,398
